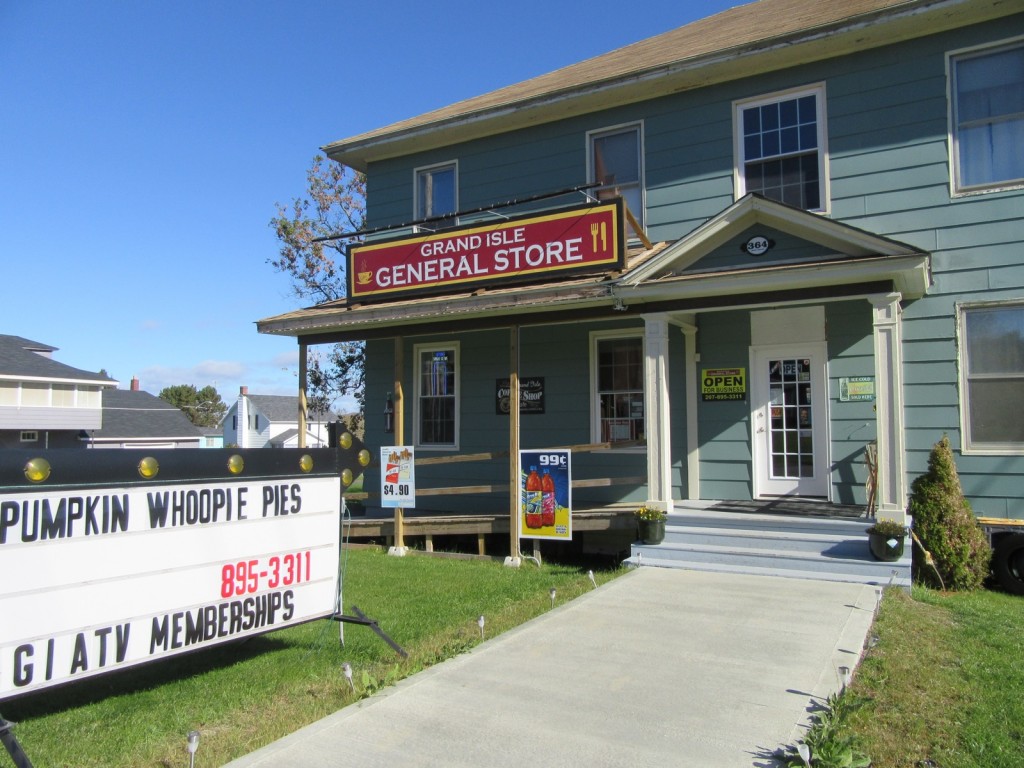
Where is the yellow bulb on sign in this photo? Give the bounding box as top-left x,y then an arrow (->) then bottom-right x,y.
227,454 -> 245,475
341,468 -> 353,486
358,449 -> 371,467
24,458 -> 51,483
339,432 -> 353,450
137,456 -> 160,479
299,454 -> 314,473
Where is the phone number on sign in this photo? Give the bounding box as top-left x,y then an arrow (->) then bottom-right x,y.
220,551 -> 312,598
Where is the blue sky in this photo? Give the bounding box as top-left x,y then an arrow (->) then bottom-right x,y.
1,0 -> 738,411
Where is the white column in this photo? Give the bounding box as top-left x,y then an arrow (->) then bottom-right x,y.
680,320 -> 700,501
871,293 -> 907,522
644,314 -> 673,512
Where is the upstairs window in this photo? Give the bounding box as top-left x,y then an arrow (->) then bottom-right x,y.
736,85 -> 827,211
589,124 -> 644,233
416,344 -> 459,449
591,332 -> 645,445
959,302 -> 1024,452
950,40 -> 1024,193
415,162 -> 457,230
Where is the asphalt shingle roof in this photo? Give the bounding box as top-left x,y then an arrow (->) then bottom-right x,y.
89,389 -> 203,440
0,334 -> 115,384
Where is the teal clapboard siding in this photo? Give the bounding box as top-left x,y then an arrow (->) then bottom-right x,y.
360,13 -> 1024,515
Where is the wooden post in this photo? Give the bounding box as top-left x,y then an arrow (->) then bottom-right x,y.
506,326 -> 521,567
390,337 -> 407,555
298,341 -> 308,449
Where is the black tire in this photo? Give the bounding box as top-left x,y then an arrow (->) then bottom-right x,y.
992,533 -> 1024,596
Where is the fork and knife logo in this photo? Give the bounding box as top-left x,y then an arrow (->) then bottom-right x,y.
590,221 -> 607,252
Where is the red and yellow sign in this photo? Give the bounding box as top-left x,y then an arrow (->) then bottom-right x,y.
348,200 -> 624,302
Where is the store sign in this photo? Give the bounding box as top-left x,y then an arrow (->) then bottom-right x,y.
839,376 -> 875,402
348,200 -> 624,302
380,446 -> 415,508
701,367 -> 747,401
496,377 -> 545,415
519,450 -> 572,541
0,473 -> 340,700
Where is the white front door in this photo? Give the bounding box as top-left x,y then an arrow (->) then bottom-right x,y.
752,344 -> 829,498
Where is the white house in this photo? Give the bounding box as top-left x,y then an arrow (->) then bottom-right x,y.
221,386 -> 339,448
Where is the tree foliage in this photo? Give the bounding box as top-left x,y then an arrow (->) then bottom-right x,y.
270,155 -> 366,423
908,434 -> 992,591
159,384 -> 227,428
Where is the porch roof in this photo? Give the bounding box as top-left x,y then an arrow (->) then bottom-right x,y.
257,196 -> 931,343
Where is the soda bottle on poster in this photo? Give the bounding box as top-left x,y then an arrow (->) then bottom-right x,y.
525,466 -> 542,529
541,469 -> 556,526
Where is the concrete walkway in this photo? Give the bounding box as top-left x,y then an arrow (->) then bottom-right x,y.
225,568 -> 880,768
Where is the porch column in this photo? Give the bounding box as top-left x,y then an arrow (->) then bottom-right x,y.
870,293 -> 907,522
680,320 -> 699,501
644,314 -> 673,512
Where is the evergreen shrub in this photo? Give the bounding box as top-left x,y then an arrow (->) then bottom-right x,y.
908,435 -> 991,591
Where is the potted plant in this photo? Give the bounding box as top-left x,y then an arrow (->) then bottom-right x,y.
866,518 -> 909,562
635,505 -> 668,545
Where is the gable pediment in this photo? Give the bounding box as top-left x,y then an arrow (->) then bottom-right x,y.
621,194 -> 930,289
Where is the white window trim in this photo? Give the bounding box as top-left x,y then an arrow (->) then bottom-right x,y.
588,329 -> 646,450
586,121 -> 645,228
414,341 -> 460,451
947,35 -> 1024,197
413,160 -> 459,228
20,431 -> 38,442
733,82 -> 830,214
957,299 -> 1024,455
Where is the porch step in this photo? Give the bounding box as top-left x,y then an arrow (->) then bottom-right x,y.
626,506 -> 911,588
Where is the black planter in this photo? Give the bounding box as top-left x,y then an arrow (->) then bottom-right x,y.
868,531 -> 905,561
638,519 -> 666,545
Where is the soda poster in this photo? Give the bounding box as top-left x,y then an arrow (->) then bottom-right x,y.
380,446 -> 415,508
518,449 -> 571,540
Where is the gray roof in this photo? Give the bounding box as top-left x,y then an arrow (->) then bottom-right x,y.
248,394 -> 338,422
0,334 -> 116,384
88,389 -> 203,441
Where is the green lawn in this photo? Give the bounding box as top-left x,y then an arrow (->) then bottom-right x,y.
847,586 -> 1024,768
3,549 -> 619,768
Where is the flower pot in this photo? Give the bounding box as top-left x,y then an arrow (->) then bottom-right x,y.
868,531 -> 905,561
638,518 -> 665,545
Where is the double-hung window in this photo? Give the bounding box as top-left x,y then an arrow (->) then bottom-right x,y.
735,85 -> 827,211
959,302 -> 1024,452
415,162 -> 458,229
589,124 -> 644,232
591,332 -> 644,445
416,343 -> 459,448
950,40 -> 1024,193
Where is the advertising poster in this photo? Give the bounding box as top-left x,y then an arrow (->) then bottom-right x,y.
518,449 -> 571,540
380,446 -> 415,508
0,474 -> 340,700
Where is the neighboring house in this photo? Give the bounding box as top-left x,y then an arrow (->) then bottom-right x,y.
82,378 -> 204,449
258,0 -> 1024,525
0,334 -> 117,449
222,386 -> 338,448
197,427 -> 224,448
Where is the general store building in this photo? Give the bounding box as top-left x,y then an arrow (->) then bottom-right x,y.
259,0 -> 1024,559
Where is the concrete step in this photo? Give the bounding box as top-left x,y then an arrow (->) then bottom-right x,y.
629,507 -> 911,587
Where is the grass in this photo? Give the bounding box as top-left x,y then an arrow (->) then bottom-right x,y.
3,548 -> 621,768
846,586 -> 1024,768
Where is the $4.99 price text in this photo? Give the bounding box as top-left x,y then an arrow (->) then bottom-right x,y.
220,551 -> 312,598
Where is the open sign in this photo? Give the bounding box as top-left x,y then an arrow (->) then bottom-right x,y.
701,368 -> 747,401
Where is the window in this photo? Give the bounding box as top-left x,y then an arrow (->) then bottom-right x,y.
589,124 -> 644,232
592,333 -> 644,444
735,85 -> 827,211
950,40 -> 1024,192
415,162 -> 457,229
20,431 -> 38,443
416,344 -> 459,448
960,302 -> 1024,451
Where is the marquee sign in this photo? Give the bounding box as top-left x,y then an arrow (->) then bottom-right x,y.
348,200 -> 624,302
0,449 -> 343,700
